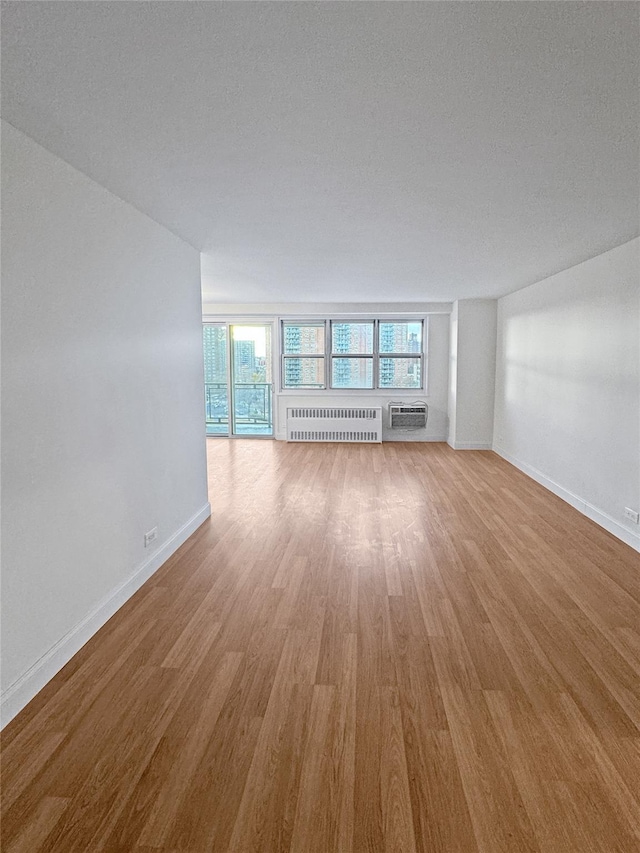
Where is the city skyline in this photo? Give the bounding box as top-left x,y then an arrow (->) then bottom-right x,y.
283,321 -> 423,389
205,321 -> 423,393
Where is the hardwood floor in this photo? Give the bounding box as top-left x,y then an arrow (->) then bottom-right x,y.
2,440 -> 640,852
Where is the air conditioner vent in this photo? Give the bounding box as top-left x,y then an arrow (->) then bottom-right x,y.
389,403 -> 428,430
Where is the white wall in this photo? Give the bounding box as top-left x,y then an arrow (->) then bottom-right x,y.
448,299 -> 497,449
494,238 -> 640,551
274,313 -> 450,441
1,123 -> 211,724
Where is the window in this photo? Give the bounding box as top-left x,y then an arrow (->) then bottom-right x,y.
281,319 -> 426,391
282,322 -> 326,389
331,321 -> 374,389
378,321 -> 423,389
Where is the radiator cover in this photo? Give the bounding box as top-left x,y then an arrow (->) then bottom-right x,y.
286,407 -> 382,443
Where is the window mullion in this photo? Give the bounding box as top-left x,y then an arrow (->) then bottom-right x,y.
329,320 -> 332,387
374,319 -> 380,389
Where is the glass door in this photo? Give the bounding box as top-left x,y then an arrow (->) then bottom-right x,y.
203,322 -> 273,438
230,324 -> 273,436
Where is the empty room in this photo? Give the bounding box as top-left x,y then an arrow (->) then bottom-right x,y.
1,2 -> 639,852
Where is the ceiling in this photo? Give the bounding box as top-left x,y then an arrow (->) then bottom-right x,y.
2,2 -> 638,304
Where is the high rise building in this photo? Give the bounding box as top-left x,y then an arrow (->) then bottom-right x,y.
284,325 -> 302,386
203,325 -> 227,384
379,323 -> 422,387
284,324 -> 324,387
332,323 -> 373,387
233,339 -> 256,383
380,323 -> 404,386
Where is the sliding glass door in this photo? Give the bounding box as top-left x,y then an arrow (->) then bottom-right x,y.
230,324 -> 273,435
203,323 -> 273,437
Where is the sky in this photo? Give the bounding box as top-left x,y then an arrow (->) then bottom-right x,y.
232,325 -> 267,358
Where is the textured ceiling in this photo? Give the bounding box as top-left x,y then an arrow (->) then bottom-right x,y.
2,1 -> 638,303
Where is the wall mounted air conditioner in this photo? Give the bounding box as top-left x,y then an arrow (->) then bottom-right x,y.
389,402 -> 428,430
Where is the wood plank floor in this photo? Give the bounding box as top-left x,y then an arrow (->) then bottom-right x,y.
2,440 -> 640,852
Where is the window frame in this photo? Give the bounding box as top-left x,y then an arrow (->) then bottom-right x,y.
329,319 -> 376,390
376,319 -> 425,391
280,318 -> 427,393
281,320 -> 327,390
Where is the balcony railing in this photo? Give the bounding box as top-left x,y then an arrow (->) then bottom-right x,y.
205,382 -> 272,433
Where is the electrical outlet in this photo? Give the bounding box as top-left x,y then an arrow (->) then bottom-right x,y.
623,508 -> 639,524
144,526 -> 158,547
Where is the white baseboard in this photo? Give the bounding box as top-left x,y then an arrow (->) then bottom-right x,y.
447,440 -> 493,450
0,502 -> 212,729
493,446 -> 640,553
382,433 -> 448,443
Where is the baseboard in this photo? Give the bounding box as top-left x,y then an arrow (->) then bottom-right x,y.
382,433 -> 448,443
0,502 -> 212,729
493,446 -> 640,553
447,440 -> 493,450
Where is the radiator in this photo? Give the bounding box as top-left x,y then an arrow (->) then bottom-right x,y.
286,407 -> 382,443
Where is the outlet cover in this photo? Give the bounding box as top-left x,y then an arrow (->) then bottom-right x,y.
623,508 -> 639,524
144,527 -> 158,547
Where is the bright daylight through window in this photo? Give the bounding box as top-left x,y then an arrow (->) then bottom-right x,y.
281,320 -> 424,390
